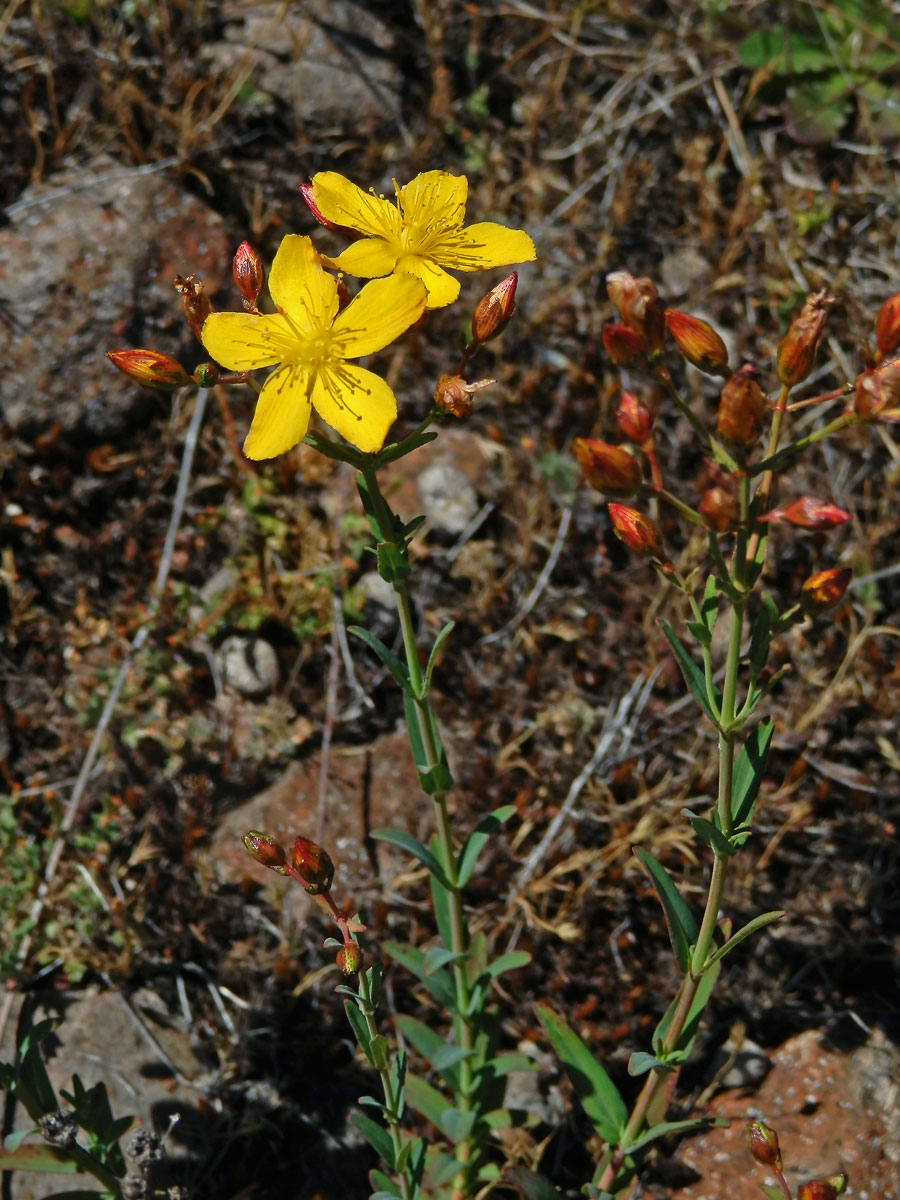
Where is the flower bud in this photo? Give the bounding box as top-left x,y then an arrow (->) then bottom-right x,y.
777,290 -> 832,387
336,943 -> 362,974
292,835 -> 335,894
232,241 -> 265,310
106,349 -> 192,391
243,831 -> 290,875
874,292 -> 900,356
761,497 -> 851,529
797,1182 -> 840,1200
606,271 -> 666,353
192,363 -> 220,388
573,438 -> 641,496
665,309 -> 730,376
746,1121 -> 782,1171
433,374 -> 494,419
602,322 -> 648,366
300,181 -> 360,238
852,358 -> 900,418
801,567 -> 852,613
700,485 -> 739,532
471,272 -> 518,344
174,273 -> 214,341
716,365 -> 768,447
615,391 -> 655,444
608,503 -> 666,560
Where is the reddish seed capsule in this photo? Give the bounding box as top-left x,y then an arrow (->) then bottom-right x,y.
852,358 -> 900,418
777,290 -> 832,387
192,362 -> 221,388
874,292 -> 900,356
573,438 -> 641,496
716,365 -> 768,447
292,835 -> 335,894
606,271 -> 666,353
336,944 -> 362,975
174,273 -> 214,342
607,503 -> 666,560
232,241 -> 265,309
665,309 -> 730,377
433,374 -> 494,419
746,1121 -> 783,1171
797,1182 -> 839,1200
615,391 -> 655,444
700,485 -> 739,532
242,831 -> 290,875
471,272 -> 518,344
106,349 -> 192,392
801,567 -> 852,613
761,497 -> 852,529
602,322 -> 648,366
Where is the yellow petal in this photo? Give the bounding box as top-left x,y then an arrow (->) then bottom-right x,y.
201,312 -> 287,372
328,237 -> 400,280
268,234 -> 337,333
396,170 -> 467,228
431,222 -> 537,272
395,255 -> 460,308
311,363 -> 397,453
243,364 -> 313,459
311,172 -> 402,240
331,274 -> 426,357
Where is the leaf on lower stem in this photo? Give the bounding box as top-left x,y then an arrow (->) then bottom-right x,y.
633,848 -> 698,973
731,718 -> 774,829
352,1113 -> 396,1169
534,1005 -> 627,1144
659,619 -> 722,722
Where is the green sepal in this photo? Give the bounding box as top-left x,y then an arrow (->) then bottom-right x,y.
384,941 -> 455,1009
683,811 -> 738,858
534,1005 -> 627,1144
731,719 -> 774,829
659,619 -> 721,723
633,848 -> 697,973
352,1113 -> 395,1169
349,626 -> 410,693
422,621 -> 455,698
376,541 -> 410,583
370,829 -> 450,887
702,910 -> 785,973
457,806 -> 516,887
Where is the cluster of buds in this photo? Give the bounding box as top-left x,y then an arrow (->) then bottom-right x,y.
242,830 -> 361,975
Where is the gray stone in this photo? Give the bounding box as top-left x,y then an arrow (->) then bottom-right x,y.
418,462 -> 480,535
217,634 -> 281,698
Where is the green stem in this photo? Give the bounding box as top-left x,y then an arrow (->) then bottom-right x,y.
749,411 -> 854,476
357,969 -> 414,1200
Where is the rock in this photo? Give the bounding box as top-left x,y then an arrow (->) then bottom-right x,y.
675,1028 -> 900,1198
418,462 -> 480,535
217,634 -> 281,698
1,161 -> 229,440
204,1 -> 402,127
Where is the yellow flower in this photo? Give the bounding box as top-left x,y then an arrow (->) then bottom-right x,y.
201,235 -> 426,459
309,169 -> 536,309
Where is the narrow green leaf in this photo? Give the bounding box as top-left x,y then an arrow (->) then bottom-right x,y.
0,1143 -> 79,1173
344,999 -> 374,1065
422,946 -> 465,976
372,1191 -> 404,1200
404,1072 -> 451,1128
624,1116 -> 723,1154
388,1048 -> 406,1111
534,1005 -> 626,1143
457,806 -> 516,887
370,1035 -> 389,1070
349,626 -> 410,693
732,719 -> 774,828
659,620 -> 720,723
304,432 -> 366,467
684,812 -> 737,858
371,829 -> 450,887
417,757 -> 454,795
504,1166 -> 561,1199
440,1106 -> 476,1143
633,848 -> 697,973
430,867 -> 454,952
422,621 -> 455,698
384,941 -> 455,1009
703,910 -> 785,972
477,1053 -> 535,1078
627,1051 -> 673,1078
747,602 -> 771,680
396,1015 -> 464,1090
481,950 -> 531,981
352,1113 -> 395,1169
763,1186 -> 787,1200
374,429 -> 438,466
427,1152 -> 467,1188
376,541 -> 410,583
359,1095 -> 389,1114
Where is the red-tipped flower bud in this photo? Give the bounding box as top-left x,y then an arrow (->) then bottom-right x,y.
716,365 -> 768,447
174,273 -> 214,342
433,374 -> 494,419
336,944 -> 362,975
574,438 -> 641,496
852,358 -> 900,418
746,1121 -> 783,1171
874,292 -> 900,356
192,363 -> 221,388
106,349 -> 192,392
665,309 -> 730,376
777,290 -> 832,387
233,241 -> 265,310
797,1181 -> 841,1200
606,271 -> 666,353
602,322 -> 648,366
471,272 -> 518,344
700,485 -> 740,532
608,503 -> 666,560
801,567 -> 852,613
243,831 -> 290,875
299,181 -> 360,238
761,497 -> 852,529
615,391 -> 655,444
292,835 -> 335,894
